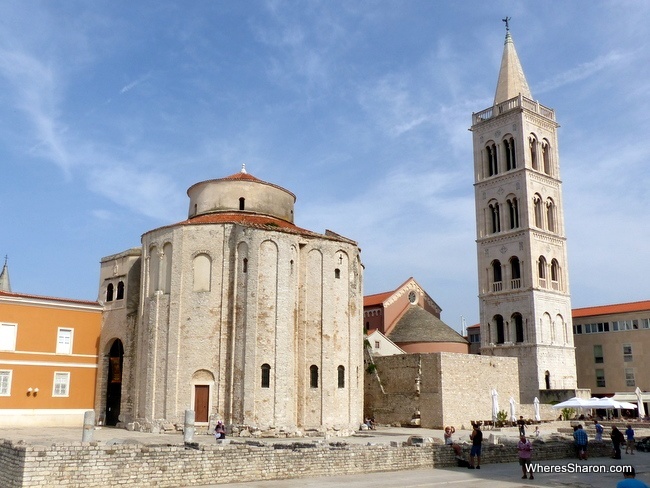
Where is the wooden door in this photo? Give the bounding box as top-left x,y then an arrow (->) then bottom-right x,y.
194,385 -> 209,422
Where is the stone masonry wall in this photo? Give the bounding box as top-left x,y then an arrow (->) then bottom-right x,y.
0,438 -> 616,488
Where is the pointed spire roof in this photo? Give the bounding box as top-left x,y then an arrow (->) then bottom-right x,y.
0,256 -> 11,292
494,24 -> 532,105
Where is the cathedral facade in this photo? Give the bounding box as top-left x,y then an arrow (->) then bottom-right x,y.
95,168 -> 364,432
471,26 -> 578,403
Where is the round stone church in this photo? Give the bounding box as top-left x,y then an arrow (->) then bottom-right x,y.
96,167 -> 364,433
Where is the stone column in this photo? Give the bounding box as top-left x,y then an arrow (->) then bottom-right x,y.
82,410 -> 95,442
184,410 -> 195,443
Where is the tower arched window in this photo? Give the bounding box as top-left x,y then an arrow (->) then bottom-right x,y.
550,259 -> 560,290
503,136 -> 516,171
542,140 -> 551,175
239,197 -> 245,210
533,195 -> 543,228
513,313 -> 524,343
309,365 -> 319,388
489,202 -> 501,233
116,281 -> 124,300
337,365 -> 345,388
495,315 -> 505,344
546,198 -> 556,232
529,135 -> 539,170
507,196 -> 519,229
486,142 -> 498,176
510,256 -> 521,289
106,283 -> 114,302
261,363 -> 271,388
538,256 -> 547,288
492,260 -> 502,292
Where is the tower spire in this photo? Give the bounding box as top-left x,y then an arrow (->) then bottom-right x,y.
0,255 -> 11,292
493,19 -> 532,105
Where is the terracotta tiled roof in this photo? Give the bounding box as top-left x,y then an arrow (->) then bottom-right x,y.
572,300 -> 650,318
466,324 -> 480,330
187,171 -> 296,201
150,212 -> 356,244
363,291 -> 393,307
0,290 -> 100,307
388,306 -> 467,344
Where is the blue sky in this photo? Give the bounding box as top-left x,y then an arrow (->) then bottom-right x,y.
1,1 -> 649,331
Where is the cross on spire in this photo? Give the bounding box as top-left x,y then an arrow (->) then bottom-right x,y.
502,16 -> 511,32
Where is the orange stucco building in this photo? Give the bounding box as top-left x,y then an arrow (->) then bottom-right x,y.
0,290 -> 102,426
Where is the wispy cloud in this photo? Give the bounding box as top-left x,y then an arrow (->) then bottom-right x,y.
0,48 -> 71,173
120,73 -> 151,94
536,51 -> 627,93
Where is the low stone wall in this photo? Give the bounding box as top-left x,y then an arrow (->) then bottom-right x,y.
0,438 -> 616,488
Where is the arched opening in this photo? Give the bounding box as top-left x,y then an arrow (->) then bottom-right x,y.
106,283 -> 114,302
545,371 -> 551,390
116,281 -> 124,300
492,260 -> 502,292
513,313 -> 524,343
337,365 -> 345,388
495,315 -> 505,344
510,256 -> 521,289
105,339 -> 124,426
261,363 -> 271,388
239,197 -> 245,210
310,365 -> 319,388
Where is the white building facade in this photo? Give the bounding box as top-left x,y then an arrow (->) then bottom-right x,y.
96,168 -> 364,432
471,26 -> 577,403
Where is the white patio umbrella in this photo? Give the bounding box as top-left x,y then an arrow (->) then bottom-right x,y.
636,387 -> 646,419
533,397 -> 541,421
509,397 -> 517,423
491,389 -> 499,423
551,397 -> 591,409
594,397 -> 637,410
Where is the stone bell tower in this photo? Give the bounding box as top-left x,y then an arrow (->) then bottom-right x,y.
470,21 -> 577,403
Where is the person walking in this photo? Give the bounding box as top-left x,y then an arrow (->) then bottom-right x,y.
517,416 -> 526,437
611,426 -> 625,459
625,424 -> 636,455
594,420 -> 603,441
468,422 -> 483,469
517,434 -> 534,480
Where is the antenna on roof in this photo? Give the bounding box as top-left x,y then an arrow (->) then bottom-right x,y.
240,163 -> 247,174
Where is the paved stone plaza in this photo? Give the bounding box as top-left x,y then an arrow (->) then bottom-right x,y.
1,422 -> 648,487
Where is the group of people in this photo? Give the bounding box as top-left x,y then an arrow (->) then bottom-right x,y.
574,421 -> 636,460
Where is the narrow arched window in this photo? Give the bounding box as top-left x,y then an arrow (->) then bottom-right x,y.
116,281 -> 125,300
533,195 -> 543,228
546,199 -> 556,232
513,313 -> 524,343
507,197 -> 519,229
337,365 -> 345,388
538,256 -> 547,288
489,202 -> 501,233
334,268 -> 341,279
504,137 -> 516,170
551,259 -> 560,290
310,365 -> 319,388
542,140 -> 551,175
487,143 -> 498,176
243,258 -> 248,273
530,136 -> 538,170
261,363 -> 271,388
495,315 -> 505,344
239,197 -> 245,210
510,257 -> 521,289
492,260 -> 502,292
106,283 -> 114,302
